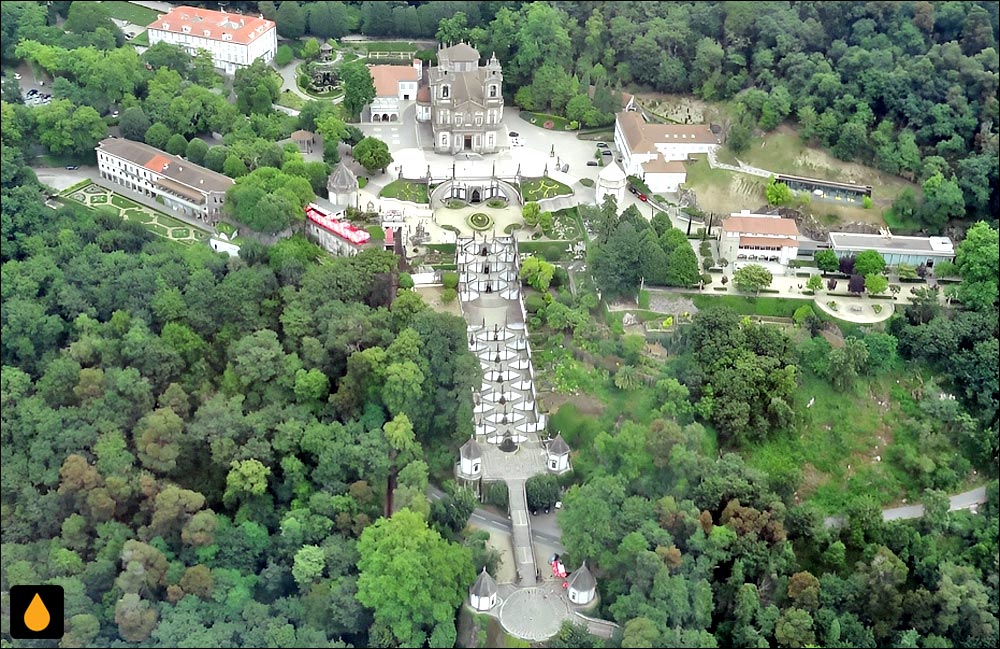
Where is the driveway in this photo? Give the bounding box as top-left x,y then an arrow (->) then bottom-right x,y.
33,166 -> 99,192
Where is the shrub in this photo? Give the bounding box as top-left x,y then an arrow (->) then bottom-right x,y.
441,287 -> 458,303
701,272 -> 713,285
275,44 -> 294,66
486,482 -> 508,509
580,178 -> 594,187
827,301 -> 839,311
862,195 -> 873,209
524,293 -> 547,313
442,271 -> 459,289
872,304 -> 883,314
398,272 -> 414,289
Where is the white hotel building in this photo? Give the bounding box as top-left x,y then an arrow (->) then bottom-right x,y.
614,111 -> 721,193
146,6 -> 277,75
96,138 -> 233,224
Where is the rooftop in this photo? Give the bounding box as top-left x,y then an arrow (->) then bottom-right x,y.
470,567 -> 497,598
739,236 -> 799,248
722,213 -> 800,237
548,434 -> 570,455
149,6 -> 274,45
829,232 -> 955,255
439,42 -> 481,63
368,64 -> 418,97
97,138 -> 233,194
327,162 -> 358,194
291,129 -> 315,141
460,438 -> 482,460
641,157 -> 686,174
305,203 -> 370,245
598,161 -> 627,182
616,112 -> 718,154
568,562 -> 596,592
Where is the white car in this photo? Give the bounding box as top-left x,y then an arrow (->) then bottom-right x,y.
13,73 -> 22,80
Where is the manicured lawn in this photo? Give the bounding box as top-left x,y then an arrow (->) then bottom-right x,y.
517,240 -> 571,261
130,30 -> 150,46
688,293 -> 804,318
518,111 -> 575,131
379,180 -> 429,203
276,90 -> 306,110
520,177 -> 573,202
99,1 -> 160,25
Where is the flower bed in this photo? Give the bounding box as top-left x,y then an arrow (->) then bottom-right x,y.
467,212 -> 493,231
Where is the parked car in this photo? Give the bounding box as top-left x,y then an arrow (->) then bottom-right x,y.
111,110 -> 120,118
601,149 -> 612,156
638,193 -> 648,202
14,73 -> 22,80
596,142 -> 608,148
628,186 -> 639,195
65,165 -> 79,170
27,88 -> 37,96
508,131 -> 519,138
587,160 -> 599,166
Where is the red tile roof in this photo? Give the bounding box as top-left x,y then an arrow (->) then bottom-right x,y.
739,236 -> 799,248
150,6 -> 274,46
723,216 -> 801,237
369,64 -> 418,97
144,154 -> 172,173
617,111 -> 719,154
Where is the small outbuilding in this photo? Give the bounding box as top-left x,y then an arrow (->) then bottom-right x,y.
469,567 -> 498,611
567,561 -> 596,605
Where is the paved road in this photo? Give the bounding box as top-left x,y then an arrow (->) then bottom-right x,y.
824,485 -> 988,528
428,485 -> 564,548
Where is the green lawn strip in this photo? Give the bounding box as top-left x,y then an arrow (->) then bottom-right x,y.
130,30 -> 150,46
362,41 -> 419,52
60,179 -> 93,195
516,240 -> 571,261
687,293 -> 803,318
100,1 -> 160,24
111,194 -> 141,210
517,111 -> 573,130
276,90 -> 306,110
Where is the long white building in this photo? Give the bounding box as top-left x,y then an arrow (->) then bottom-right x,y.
614,111 -> 721,193
96,138 -> 233,224
719,210 -> 801,266
147,6 -> 277,74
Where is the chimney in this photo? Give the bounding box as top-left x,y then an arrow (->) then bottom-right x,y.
413,58 -> 422,81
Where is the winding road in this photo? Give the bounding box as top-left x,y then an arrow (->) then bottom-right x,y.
824,485 -> 988,528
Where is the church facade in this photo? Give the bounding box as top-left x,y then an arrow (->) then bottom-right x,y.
428,43 -> 504,154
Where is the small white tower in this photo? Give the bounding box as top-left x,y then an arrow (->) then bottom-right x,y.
469,566 -> 498,611
327,162 -> 358,208
567,561 -> 596,605
596,161 -> 627,207
458,438 -> 482,478
546,434 -> 571,473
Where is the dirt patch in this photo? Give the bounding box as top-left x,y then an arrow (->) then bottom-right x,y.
646,293 -> 699,316
540,390 -> 605,417
820,328 -> 845,348
795,463 -> 828,503
414,286 -> 462,316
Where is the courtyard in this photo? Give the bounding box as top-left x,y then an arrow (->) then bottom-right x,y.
64,183 -> 211,246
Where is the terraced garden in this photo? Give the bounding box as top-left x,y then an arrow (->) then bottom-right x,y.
64,184 -> 210,246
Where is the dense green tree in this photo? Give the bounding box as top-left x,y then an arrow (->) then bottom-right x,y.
352,136 -> 392,174
733,264 -> 773,294
341,61 -> 376,121
356,509 -> 474,647
815,249 -> 839,274
955,222 -> 999,311
854,250 -> 887,278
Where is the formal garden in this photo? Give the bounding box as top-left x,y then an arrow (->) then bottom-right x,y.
380,179 -> 429,203
520,177 -> 573,202
63,183 -> 211,245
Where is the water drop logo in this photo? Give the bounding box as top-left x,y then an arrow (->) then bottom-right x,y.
24,593 -> 51,631
10,585 -> 64,639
